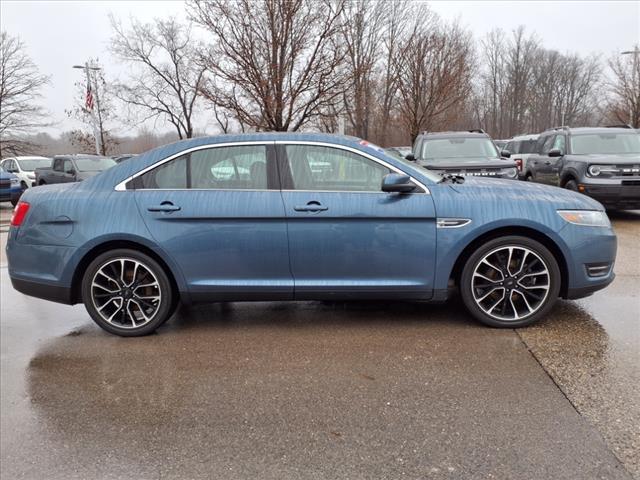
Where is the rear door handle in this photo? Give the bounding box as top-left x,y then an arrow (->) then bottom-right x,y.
294,201 -> 328,212
147,202 -> 181,212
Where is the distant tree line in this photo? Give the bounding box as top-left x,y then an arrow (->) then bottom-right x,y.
1,0 -> 638,157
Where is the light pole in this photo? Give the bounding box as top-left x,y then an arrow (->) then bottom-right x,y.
72,62 -> 103,155
621,49 -> 639,128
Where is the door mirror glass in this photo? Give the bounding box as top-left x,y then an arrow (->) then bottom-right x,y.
381,173 -> 415,193
548,148 -> 563,157
501,150 -> 511,158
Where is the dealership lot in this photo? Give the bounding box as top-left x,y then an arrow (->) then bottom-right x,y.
0,204 -> 638,479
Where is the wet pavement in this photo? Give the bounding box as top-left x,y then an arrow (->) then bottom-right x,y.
1,203 -> 638,479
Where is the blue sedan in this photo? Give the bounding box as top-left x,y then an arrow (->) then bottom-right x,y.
6,133 -> 616,336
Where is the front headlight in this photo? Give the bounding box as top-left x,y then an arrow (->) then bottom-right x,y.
10,178 -> 19,186
588,165 -> 618,177
558,210 -> 610,227
503,167 -> 518,178
27,173 -> 36,179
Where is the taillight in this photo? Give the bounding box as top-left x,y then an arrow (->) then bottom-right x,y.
514,158 -> 523,171
11,202 -> 30,227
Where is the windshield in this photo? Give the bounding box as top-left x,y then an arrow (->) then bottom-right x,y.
358,141 -> 440,183
74,157 -> 117,172
17,158 -> 51,171
422,138 -> 499,160
570,133 -> 640,155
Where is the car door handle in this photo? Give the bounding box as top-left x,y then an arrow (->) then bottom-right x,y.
544,161 -> 551,165
294,201 -> 328,212
147,202 -> 181,212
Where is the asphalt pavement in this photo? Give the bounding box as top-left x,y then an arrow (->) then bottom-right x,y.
0,203 -> 638,480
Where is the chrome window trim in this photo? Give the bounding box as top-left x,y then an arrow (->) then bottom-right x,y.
276,140 -> 430,194
115,140 -> 431,194
114,141 -> 272,191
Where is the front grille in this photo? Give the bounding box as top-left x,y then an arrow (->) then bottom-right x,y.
443,169 -> 503,176
585,263 -> 612,278
621,180 -> 640,186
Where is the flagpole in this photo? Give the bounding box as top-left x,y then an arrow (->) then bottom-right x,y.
73,61 -> 102,155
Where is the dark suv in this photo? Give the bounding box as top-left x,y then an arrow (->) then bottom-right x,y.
407,130 -> 518,179
525,125 -> 640,209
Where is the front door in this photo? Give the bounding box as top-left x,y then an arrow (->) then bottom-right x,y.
278,143 -> 437,300
133,143 -> 293,301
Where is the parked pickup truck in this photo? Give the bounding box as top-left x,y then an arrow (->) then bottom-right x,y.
35,155 -> 116,186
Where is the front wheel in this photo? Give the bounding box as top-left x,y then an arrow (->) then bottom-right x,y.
460,236 -> 561,328
565,179 -> 579,192
81,249 -> 175,336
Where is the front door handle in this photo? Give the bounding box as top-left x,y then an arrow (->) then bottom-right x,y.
544,161 -> 551,165
147,201 -> 181,212
294,201 -> 328,212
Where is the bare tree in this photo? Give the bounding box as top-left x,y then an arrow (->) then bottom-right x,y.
66,59 -> 118,156
395,12 -> 475,142
110,16 -> 205,139
606,47 -> 640,128
0,31 -> 49,157
189,0 -> 347,132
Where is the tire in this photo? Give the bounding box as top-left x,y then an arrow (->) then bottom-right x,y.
460,236 -> 561,328
525,173 -> 533,182
20,181 -> 28,190
565,179 -> 578,192
81,249 -> 175,336
10,197 -> 19,207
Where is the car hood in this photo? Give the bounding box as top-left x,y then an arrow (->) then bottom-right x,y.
448,176 -> 603,210
566,153 -> 640,164
419,157 -> 516,169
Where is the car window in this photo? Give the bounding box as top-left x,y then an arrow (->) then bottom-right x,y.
63,159 -> 73,173
539,135 -> 554,155
570,133 -> 640,155
284,145 -> 390,192
53,159 -> 64,171
552,135 -> 566,152
138,145 -> 268,190
505,142 -> 516,154
520,139 -> 538,154
191,145 -> 267,190
421,138 -> 499,160
414,138 -> 423,158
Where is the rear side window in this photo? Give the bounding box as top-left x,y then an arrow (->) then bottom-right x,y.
520,139 -> 538,154
137,145 -> 268,190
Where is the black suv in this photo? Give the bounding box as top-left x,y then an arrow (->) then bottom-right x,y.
525,125 -> 640,210
407,130 -> 518,179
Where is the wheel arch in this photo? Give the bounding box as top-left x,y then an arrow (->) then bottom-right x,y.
559,169 -> 579,187
70,239 -> 184,304
448,226 -> 569,298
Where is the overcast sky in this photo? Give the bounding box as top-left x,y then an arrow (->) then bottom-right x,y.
1,0 -> 639,136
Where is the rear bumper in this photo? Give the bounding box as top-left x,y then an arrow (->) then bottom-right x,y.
580,182 -> 640,209
10,276 -> 74,304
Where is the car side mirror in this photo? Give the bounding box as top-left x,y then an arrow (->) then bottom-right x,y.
548,149 -> 563,157
381,173 -> 416,193
66,168 -> 76,176
501,150 -> 511,158
404,153 -> 416,162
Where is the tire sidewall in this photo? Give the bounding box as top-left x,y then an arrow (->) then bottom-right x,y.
81,248 -> 174,336
460,236 -> 561,328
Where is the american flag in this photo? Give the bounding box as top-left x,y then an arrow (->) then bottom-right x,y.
85,76 -> 94,112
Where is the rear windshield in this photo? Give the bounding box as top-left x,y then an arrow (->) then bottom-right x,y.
422,138 -> 499,160
74,157 -> 117,172
570,133 -> 640,155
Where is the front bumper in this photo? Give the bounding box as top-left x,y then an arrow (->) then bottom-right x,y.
0,187 -> 21,202
578,179 -> 640,209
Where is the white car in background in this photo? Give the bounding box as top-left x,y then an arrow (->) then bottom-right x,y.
0,156 -> 51,189
505,134 -> 539,179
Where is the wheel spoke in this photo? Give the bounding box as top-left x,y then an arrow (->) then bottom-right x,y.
476,287 -> 503,302
481,258 -> 504,279
509,292 -> 519,319
473,272 -> 500,284
514,289 -> 534,314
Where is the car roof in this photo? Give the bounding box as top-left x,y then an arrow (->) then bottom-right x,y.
542,126 -> 637,136
53,154 -> 110,159
510,134 -> 539,141
420,131 -> 490,139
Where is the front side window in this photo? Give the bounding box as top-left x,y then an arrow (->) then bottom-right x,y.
138,145 -> 268,190
570,133 -> 640,155
552,135 -> 566,152
63,159 -> 74,173
421,137 -> 499,160
539,135 -> 554,155
284,145 -> 390,192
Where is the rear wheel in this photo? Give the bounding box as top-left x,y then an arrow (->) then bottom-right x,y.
460,236 -> 561,328
81,249 -> 175,336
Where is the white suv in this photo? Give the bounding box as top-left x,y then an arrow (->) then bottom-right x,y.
0,156 -> 51,189
505,134 -> 539,179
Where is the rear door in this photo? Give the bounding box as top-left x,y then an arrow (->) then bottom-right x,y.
278,142 -> 437,300
529,134 -> 554,183
133,142 -> 293,301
